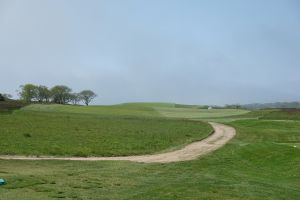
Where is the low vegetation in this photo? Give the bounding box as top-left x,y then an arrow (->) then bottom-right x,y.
0,100 -> 27,113
0,93 -> 12,101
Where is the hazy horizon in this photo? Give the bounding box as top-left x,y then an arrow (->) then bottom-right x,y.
1,0 -> 299,105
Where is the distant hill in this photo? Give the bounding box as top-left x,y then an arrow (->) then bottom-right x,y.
242,102 -> 300,109
260,108 -> 300,120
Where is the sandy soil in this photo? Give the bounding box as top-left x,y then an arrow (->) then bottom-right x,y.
0,122 -> 236,163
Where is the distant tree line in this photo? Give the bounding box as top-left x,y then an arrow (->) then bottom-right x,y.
241,102 -> 300,110
0,93 -> 12,101
18,84 -> 97,106
224,104 -> 241,109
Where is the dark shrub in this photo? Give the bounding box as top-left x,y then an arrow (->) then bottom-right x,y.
0,94 -> 5,101
23,133 -> 32,138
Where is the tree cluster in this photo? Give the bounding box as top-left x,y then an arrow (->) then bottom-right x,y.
19,84 -> 97,106
0,93 -> 12,101
224,104 -> 241,109
0,94 -> 4,101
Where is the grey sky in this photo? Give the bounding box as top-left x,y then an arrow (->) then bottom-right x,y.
0,0 -> 299,105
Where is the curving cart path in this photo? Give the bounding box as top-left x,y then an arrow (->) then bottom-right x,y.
0,122 -> 236,163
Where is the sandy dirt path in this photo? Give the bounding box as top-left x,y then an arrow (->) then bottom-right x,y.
0,122 -> 236,163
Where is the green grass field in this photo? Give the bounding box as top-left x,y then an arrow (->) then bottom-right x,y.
21,103 -> 249,119
1,119 -> 299,199
21,103 -> 162,118
0,103 -> 299,199
0,105 -> 212,156
260,109 -> 300,121
155,107 -> 249,119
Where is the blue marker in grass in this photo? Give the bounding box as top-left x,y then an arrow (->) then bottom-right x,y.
0,179 -> 6,186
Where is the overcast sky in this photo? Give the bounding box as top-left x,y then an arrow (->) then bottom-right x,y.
0,0 -> 299,105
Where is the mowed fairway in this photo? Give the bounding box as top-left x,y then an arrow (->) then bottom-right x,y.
155,107 -> 249,119
0,104 -> 299,199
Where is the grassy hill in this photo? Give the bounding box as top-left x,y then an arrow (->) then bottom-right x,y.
22,103 -> 249,120
0,104 -> 212,156
21,103 -> 161,118
221,108 -> 300,122
156,107 -> 249,119
260,109 -> 300,120
242,102 -> 300,109
0,103 -> 299,199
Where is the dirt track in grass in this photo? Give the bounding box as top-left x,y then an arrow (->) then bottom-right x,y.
0,122 -> 235,163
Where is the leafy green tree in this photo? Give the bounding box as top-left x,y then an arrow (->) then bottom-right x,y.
19,84 -> 37,102
0,93 -> 12,101
35,85 -> 51,102
80,90 -> 97,106
70,93 -> 81,105
50,85 -> 72,104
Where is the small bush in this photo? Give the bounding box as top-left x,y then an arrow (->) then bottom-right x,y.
0,94 -> 4,101
23,133 -> 32,138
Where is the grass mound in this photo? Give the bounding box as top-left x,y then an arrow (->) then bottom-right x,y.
22,104 -> 161,118
22,103 -> 250,120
